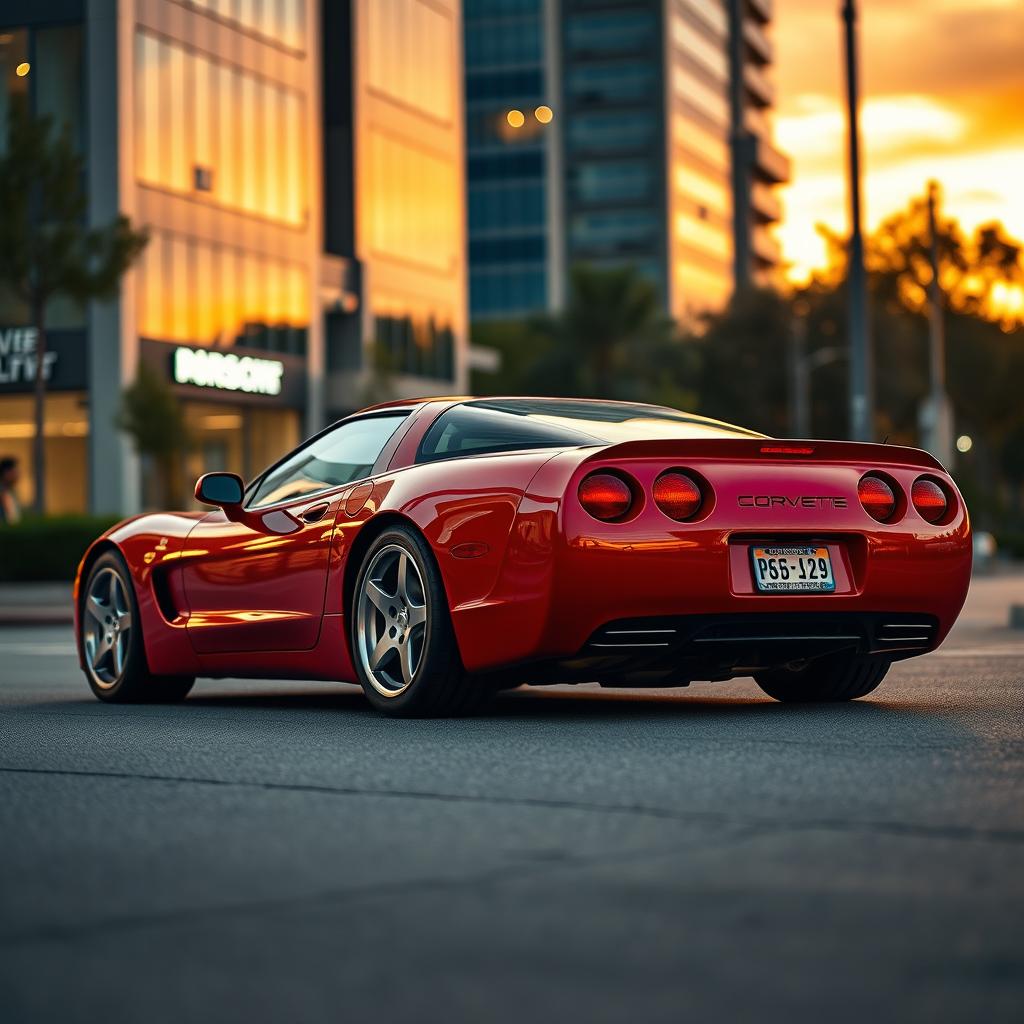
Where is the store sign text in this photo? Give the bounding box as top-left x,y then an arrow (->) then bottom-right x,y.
0,327 -> 58,385
173,346 -> 284,397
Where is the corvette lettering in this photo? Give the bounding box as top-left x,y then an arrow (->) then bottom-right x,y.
738,495 -> 848,509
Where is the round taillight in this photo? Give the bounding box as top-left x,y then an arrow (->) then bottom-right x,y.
578,472 -> 634,521
858,474 -> 897,522
912,477 -> 948,523
653,471 -> 703,521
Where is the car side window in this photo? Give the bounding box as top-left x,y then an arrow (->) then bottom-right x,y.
247,414 -> 407,508
417,404 -> 598,463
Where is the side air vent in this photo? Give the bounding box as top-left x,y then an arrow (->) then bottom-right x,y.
151,566 -> 184,624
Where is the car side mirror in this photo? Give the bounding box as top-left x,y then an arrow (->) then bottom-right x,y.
195,472 -> 244,510
194,472 -> 301,536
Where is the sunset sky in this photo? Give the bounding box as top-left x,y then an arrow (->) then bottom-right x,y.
773,0 -> 1024,282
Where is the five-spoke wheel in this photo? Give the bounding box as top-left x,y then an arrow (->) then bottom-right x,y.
83,567 -> 133,689
79,552 -> 194,703
355,544 -> 429,696
351,526 -> 476,716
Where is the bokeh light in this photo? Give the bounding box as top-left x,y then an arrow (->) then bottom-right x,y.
15,62 -> 30,77
956,435 -> 973,454
534,105 -> 553,124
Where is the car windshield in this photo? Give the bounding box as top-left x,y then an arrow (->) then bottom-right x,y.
418,398 -> 761,463
248,414 -> 407,507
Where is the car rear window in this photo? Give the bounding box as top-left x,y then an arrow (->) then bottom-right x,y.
417,403 -> 600,463
417,398 -> 760,463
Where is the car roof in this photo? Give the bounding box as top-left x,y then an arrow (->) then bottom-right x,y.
354,396 -> 760,441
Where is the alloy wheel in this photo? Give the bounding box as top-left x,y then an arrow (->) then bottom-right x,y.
83,567 -> 133,689
355,544 -> 429,697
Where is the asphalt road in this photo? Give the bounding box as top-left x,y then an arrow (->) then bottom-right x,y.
1,576 -> 1022,1023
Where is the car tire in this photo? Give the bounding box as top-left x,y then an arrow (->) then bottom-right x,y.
754,654 -> 889,703
80,551 -> 195,704
351,525 -> 481,717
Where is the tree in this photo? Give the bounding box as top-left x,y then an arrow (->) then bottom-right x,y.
527,264 -> 675,398
685,287 -> 793,436
0,96 -> 148,514
118,364 -> 192,509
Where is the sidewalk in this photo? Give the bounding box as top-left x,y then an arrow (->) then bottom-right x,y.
0,583 -> 74,626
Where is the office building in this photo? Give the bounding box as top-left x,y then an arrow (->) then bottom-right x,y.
464,0 -> 789,322
0,0 -> 467,516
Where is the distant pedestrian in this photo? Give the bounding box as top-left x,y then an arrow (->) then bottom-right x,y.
0,456 -> 22,525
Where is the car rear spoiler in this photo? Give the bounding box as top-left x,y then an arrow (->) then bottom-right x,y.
582,438 -> 947,472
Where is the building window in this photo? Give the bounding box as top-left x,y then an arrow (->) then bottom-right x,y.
469,183 -> 545,232
136,230 -> 309,354
470,268 -> 547,318
364,130 -> 459,273
367,0 -> 455,121
568,111 -> 656,152
571,161 -> 654,204
134,30 -> 307,226
566,63 -> 656,105
186,0 -> 307,52
566,11 -> 656,55
570,210 -> 660,254
373,308 -> 455,381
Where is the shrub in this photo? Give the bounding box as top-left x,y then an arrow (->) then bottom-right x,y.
0,516 -> 121,582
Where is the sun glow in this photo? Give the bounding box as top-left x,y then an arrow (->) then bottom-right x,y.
773,0 -> 1024,320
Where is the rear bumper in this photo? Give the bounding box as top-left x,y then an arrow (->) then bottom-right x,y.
539,527 -> 971,663
567,611 -> 940,685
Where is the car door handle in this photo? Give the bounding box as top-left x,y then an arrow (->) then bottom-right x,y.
300,502 -> 331,524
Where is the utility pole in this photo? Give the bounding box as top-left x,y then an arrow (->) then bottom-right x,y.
842,0 -> 873,441
727,0 -> 753,293
921,181 -> 954,464
789,302 -> 809,437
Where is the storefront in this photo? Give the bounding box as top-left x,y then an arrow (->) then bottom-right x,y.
139,340 -> 306,508
0,327 -> 90,515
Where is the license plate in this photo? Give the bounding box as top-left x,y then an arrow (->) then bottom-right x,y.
750,546 -> 835,593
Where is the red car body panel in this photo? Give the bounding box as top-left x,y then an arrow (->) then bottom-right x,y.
75,398 -> 972,687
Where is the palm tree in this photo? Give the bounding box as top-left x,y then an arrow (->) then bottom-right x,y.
530,264 -> 672,398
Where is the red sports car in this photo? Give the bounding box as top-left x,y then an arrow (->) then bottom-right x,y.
75,397 -> 972,715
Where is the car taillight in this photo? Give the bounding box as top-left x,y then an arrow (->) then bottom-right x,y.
912,477 -> 949,523
858,474 -> 897,522
653,471 -> 703,521
578,472 -> 634,521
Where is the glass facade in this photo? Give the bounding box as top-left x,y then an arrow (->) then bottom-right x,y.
367,0 -> 455,120
373,305 -> 456,381
668,0 -> 734,314
462,0 -> 771,326
134,30 -> 307,226
347,0 -> 467,406
363,129 -> 460,273
185,0 -> 307,51
562,0 -> 668,295
464,0 -> 551,319
135,229 -> 309,354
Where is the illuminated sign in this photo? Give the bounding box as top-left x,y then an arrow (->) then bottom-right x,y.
0,327 -> 58,385
172,346 -> 284,397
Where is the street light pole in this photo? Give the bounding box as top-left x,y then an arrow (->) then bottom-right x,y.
922,180 -> 954,465
842,0 -> 873,441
